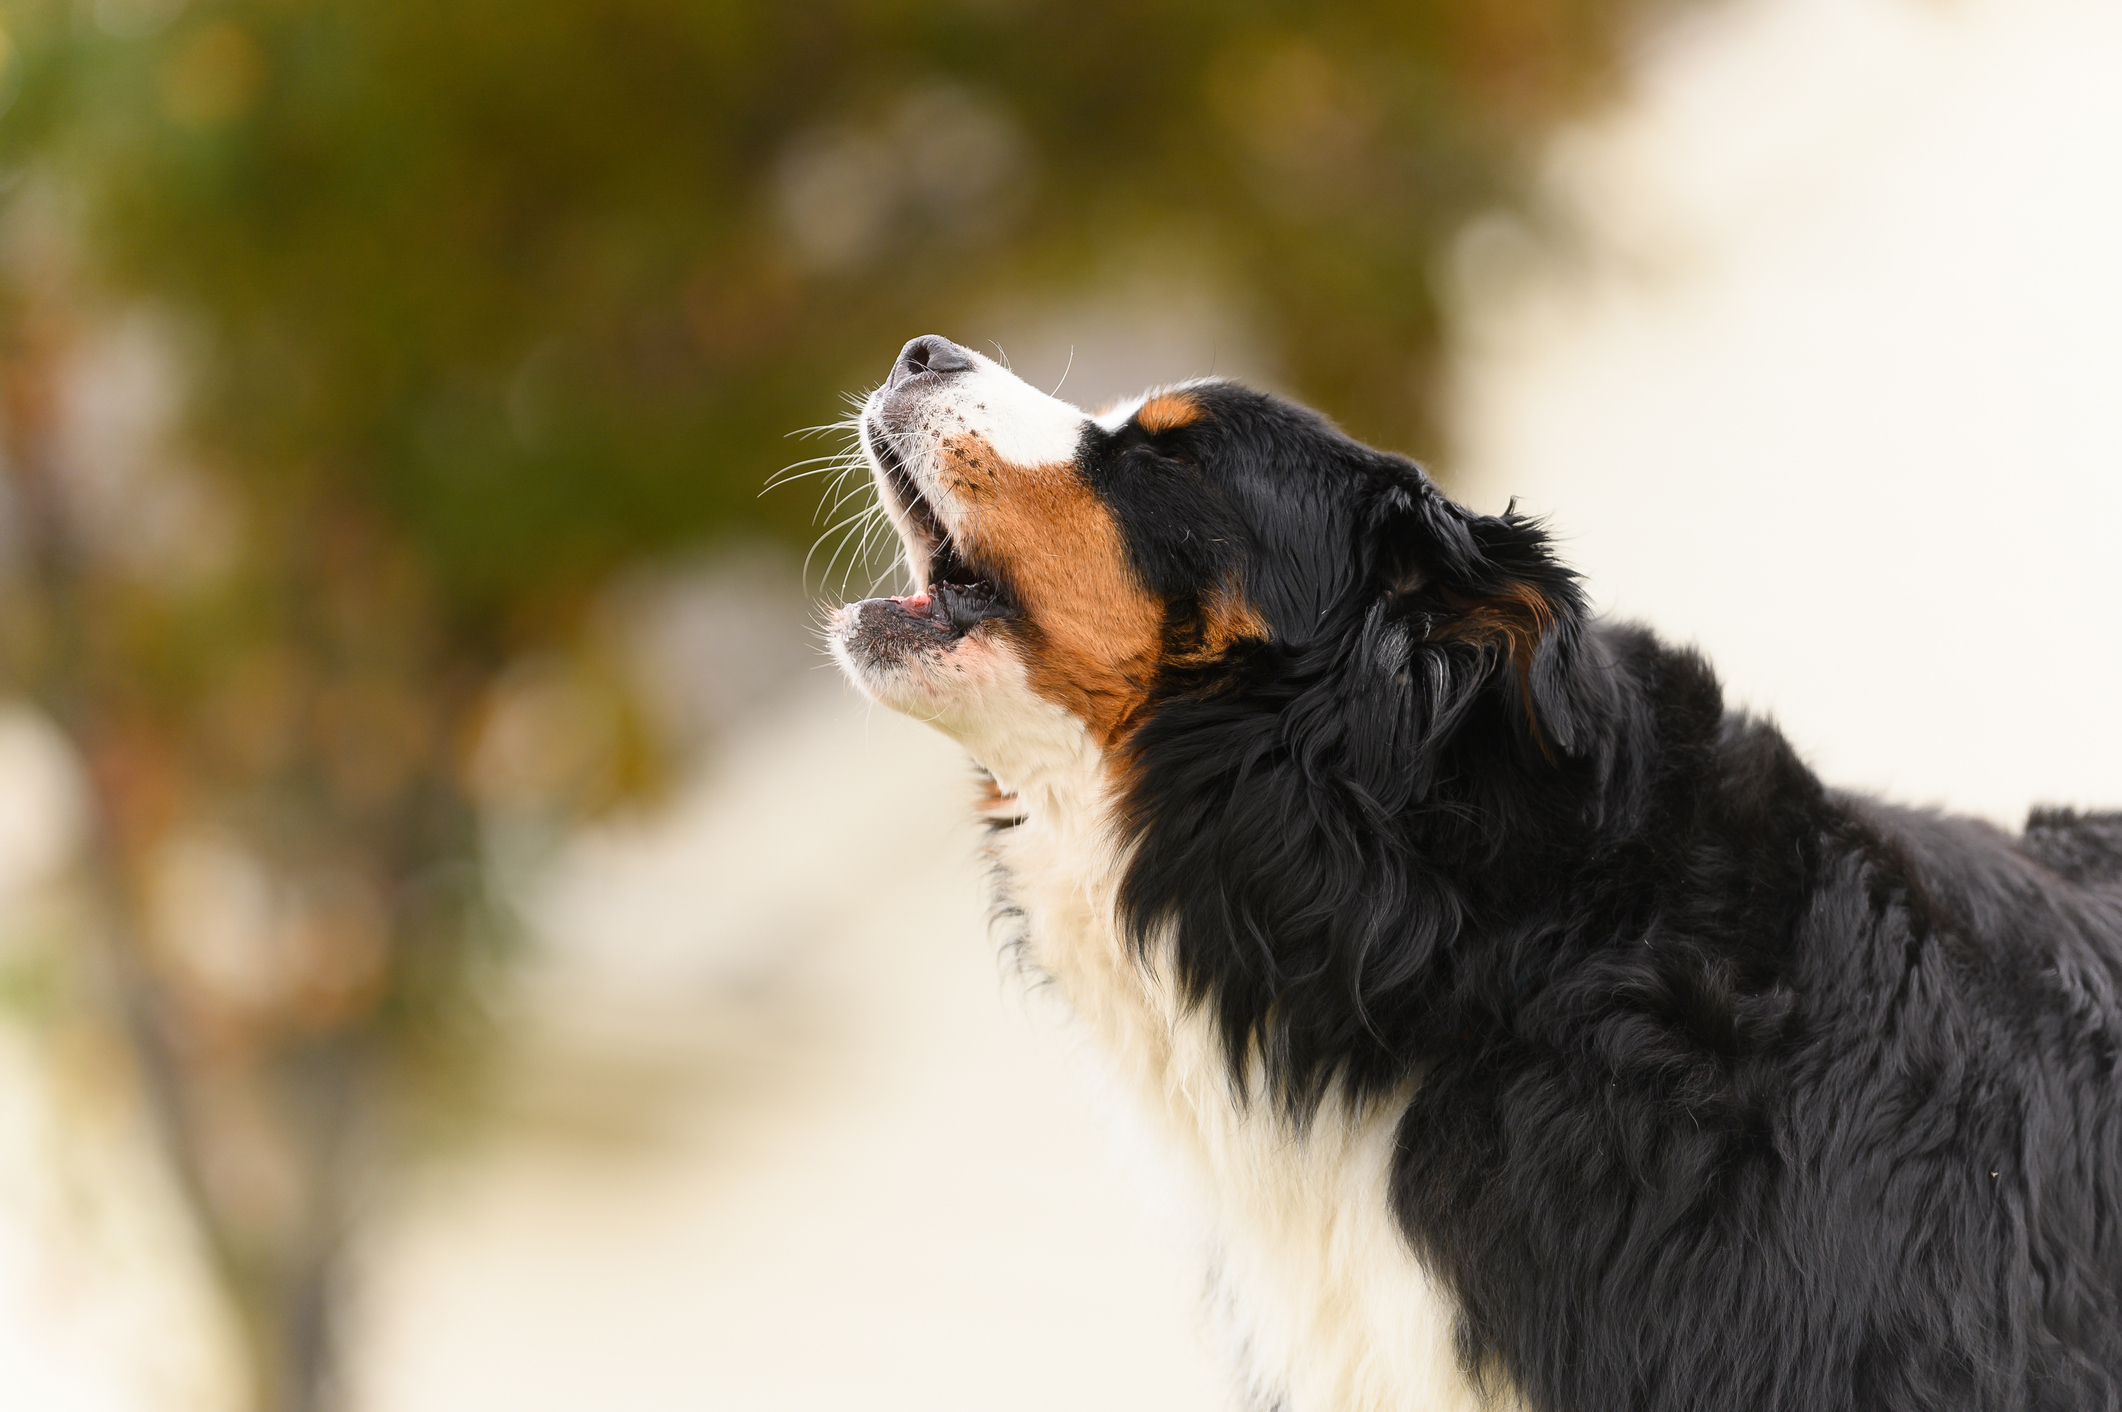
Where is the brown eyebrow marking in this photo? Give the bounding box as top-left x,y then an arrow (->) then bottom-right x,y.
1136,392 -> 1204,435
1186,585 -> 1269,661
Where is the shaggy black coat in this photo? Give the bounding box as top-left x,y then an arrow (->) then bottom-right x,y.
1111,386 -> 2122,1412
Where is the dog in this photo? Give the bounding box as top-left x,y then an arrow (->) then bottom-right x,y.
826,335 -> 2122,1412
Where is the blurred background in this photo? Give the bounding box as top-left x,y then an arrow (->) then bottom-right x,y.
0,0 -> 2118,1408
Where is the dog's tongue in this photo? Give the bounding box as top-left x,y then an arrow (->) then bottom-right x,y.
891,590 -> 952,624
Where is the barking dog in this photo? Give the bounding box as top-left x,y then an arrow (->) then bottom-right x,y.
826,335 -> 2122,1412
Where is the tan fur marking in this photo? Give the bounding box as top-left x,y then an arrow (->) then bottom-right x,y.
1195,585 -> 1269,659
972,770 -> 1024,823
940,433 -> 1163,745
1434,581 -> 1556,748
1136,392 -> 1205,434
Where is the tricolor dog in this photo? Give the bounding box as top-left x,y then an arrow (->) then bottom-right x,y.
826,335 -> 2122,1412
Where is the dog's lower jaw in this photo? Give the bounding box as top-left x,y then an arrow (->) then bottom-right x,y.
833,624 -> 1108,822
984,746 -> 1519,1412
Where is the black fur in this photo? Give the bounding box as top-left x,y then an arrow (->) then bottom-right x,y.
1108,384 -> 2122,1411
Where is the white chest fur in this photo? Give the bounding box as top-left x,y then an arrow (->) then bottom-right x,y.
988,798 -> 1516,1412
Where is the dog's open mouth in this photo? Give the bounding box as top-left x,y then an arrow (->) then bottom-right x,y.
864,427 -> 1016,639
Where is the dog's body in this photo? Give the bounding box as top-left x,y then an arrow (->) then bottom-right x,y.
828,336 -> 2122,1411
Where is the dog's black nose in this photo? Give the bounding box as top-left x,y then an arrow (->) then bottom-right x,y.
891,335 -> 974,386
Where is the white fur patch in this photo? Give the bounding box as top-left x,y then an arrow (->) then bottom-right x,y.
1094,393 -> 1149,432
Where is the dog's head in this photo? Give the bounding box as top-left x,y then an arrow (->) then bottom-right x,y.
829,335 -> 1597,807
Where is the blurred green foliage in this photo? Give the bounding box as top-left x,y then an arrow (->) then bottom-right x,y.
6,0 -> 1647,636
0,2 -> 1669,1408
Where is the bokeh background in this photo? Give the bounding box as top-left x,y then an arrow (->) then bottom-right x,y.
1,0 -> 2119,1408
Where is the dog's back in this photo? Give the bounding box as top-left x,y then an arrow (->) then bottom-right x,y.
2025,808 -> 2122,886
1776,796 -> 2122,1409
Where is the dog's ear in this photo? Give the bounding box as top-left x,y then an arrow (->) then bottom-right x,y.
1115,469 -> 1605,1110
1366,472 -> 1597,760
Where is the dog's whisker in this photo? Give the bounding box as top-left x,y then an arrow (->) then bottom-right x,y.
803,503 -> 883,585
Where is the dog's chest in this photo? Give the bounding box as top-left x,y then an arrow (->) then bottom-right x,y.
990,817 -> 1512,1412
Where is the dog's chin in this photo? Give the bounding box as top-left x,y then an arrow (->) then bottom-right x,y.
829,594 -> 1006,723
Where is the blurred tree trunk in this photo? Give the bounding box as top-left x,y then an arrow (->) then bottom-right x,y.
1,246 -> 478,1412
